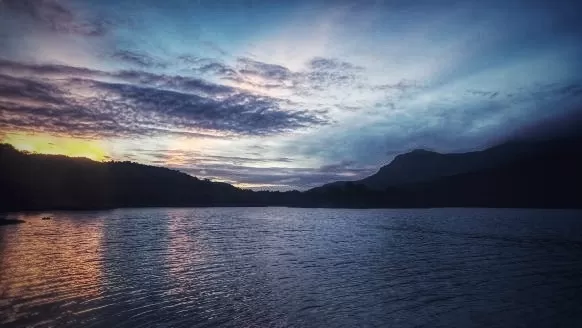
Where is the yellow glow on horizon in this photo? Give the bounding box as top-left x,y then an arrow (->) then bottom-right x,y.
2,132 -> 109,161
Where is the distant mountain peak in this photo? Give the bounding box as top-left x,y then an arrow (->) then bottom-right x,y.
408,149 -> 439,155
349,141 -> 537,189
392,149 -> 441,161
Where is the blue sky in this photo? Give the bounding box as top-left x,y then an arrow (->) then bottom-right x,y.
1,0 -> 581,189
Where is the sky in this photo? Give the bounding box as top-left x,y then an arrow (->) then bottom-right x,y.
1,0 -> 581,190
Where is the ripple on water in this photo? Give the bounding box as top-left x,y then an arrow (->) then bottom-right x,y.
1,208 -> 582,327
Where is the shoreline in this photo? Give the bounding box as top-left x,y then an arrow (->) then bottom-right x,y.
2,205 -> 582,215
0,219 -> 26,226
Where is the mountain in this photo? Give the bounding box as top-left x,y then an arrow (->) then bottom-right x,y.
320,138 -> 574,190
401,140 -> 582,208
313,136 -> 582,208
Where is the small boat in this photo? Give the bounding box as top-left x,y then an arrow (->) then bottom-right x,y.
41,217 -> 52,220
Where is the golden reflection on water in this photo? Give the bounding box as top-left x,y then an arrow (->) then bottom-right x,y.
0,213 -> 105,325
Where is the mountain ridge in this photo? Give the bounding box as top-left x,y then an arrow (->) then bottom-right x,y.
1,135 -> 581,210
318,137 -> 572,190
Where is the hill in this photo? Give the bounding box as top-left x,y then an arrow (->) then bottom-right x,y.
0,144 -> 257,211
1,136 -> 581,210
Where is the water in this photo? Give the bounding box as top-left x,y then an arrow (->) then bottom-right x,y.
1,207 -> 582,327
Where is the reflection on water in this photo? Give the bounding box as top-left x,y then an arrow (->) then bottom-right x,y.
1,207 -> 582,327
0,212 -> 104,326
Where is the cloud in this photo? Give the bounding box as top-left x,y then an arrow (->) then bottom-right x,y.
198,62 -> 239,78
0,74 -> 65,105
318,160 -> 360,173
180,161 -> 376,190
237,57 -> 293,81
0,61 -> 328,138
112,70 -> 236,96
276,79 -> 582,170
307,57 -> 364,72
0,0 -> 109,36
121,147 -> 374,189
79,79 -> 326,135
466,89 -> 500,98
112,50 -> 167,69
178,55 -> 212,66
177,55 -> 371,96
371,80 -> 424,93
0,59 -> 236,96
0,59 -> 102,77
2,0 -> 582,191
178,56 -> 238,77
137,149 -> 294,166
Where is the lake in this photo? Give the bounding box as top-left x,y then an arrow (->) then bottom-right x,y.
1,207 -> 582,327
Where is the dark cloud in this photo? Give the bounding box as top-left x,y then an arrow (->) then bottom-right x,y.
0,74 -> 65,105
0,64 -> 328,138
80,79 -> 326,135
112,70 -> 236,96
0,100 -> 131,138
0,59 -> 236,96
0,0 -> 109,36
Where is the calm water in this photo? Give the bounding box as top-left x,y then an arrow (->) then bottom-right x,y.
1,208 -> 582,327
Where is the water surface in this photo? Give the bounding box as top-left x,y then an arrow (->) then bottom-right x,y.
1,207 -> 582,327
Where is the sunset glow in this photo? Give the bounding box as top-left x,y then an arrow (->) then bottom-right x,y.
1,132 -> 109,161
1,0 -> 581,189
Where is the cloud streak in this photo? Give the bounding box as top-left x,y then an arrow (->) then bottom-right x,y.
181,162 -> 376,190
112,50 -> 168,69
0,60 -> 328,138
